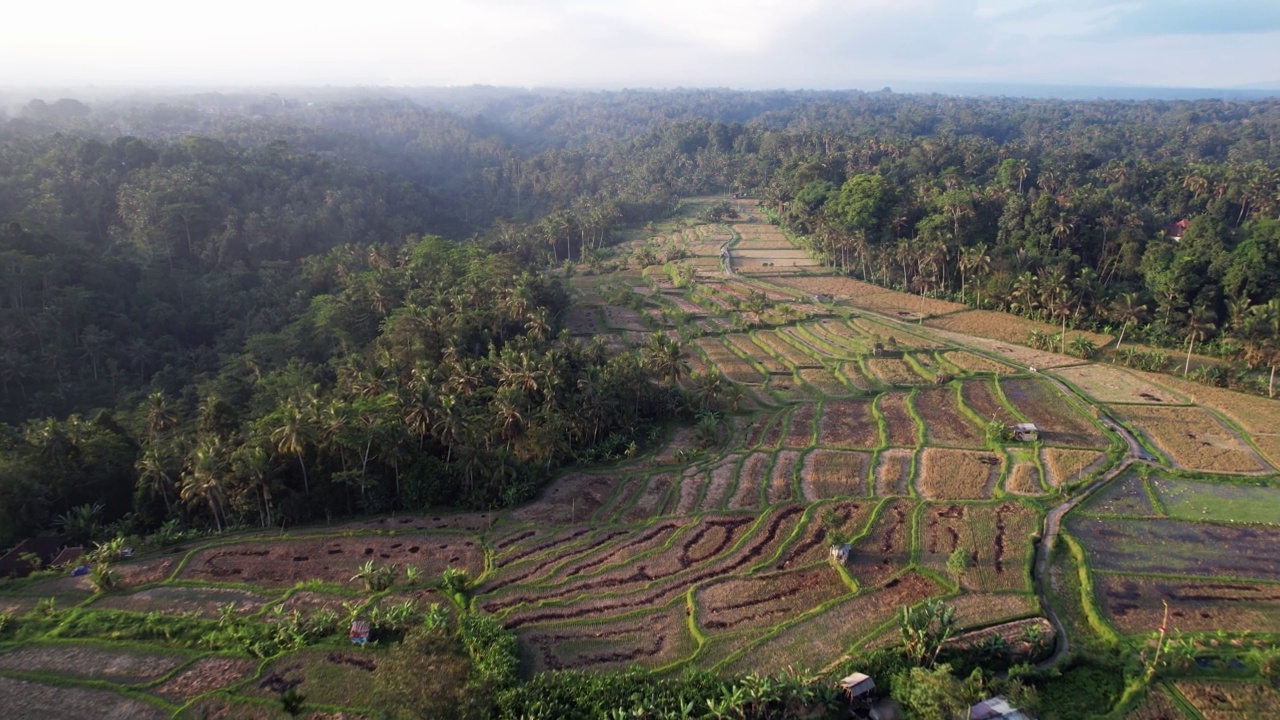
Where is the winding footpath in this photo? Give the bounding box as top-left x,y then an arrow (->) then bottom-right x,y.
1032,376 -> 1152,668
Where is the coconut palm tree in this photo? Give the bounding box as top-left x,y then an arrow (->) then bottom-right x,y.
1110,293 -> 1149,350
270,402 -> 312,495
1183,305 -> 1217,377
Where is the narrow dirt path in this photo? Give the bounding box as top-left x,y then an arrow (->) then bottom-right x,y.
1031,375 -> 1152,668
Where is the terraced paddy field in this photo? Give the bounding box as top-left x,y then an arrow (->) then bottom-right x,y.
4,203 -> 1279,717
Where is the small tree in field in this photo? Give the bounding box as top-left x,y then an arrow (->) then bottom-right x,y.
946,547 -> 971,581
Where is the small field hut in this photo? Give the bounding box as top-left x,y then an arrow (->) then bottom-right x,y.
839,672 -> 875,699
349,620 -> 371,646
1012,423 -> 1040,442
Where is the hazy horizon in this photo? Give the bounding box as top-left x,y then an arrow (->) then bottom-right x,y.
4,1 -> 1280,92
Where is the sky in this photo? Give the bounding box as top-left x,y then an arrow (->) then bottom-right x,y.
2,0 -> 1279,90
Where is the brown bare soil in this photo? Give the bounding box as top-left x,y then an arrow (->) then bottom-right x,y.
601,306 -> 649,331
180,535 -> 482,588
697,567 -> 850,632
1000,377 -> 1109,448
817,399 -> 879,448
1097,574 -> 1280,635
508,471 -> 627,524
91,585 -> 268,619
520,604 -> 695,672
801,450 -> 871,500
565,307 -> 607,335
917,449 -> 1000,499
494,507 -> 805,626
675,466 -> 708,516
728,453 -> 770,510
920,502 -> 1037,592
914,386 -> 986,447
1114,405 -> 1270,474
769,276 -> 964,317
1174,680 -> 1280,719
1042,448 -> 1108,488
756,330 -> 822,368
877,392 -> 920,447
851,317 -> 938,350
0,676 -> 169,720
784,404 -> 816,448
0,644 -> 186,684
960,379 -> 1020,426
535,526 -> 681,587
847,499 -> 915,587
945,592 -> 1040,630
874,449 -> 914,496
155,656 -> 257,702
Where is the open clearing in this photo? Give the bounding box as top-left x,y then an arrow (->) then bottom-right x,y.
1148,477 -> 1280,525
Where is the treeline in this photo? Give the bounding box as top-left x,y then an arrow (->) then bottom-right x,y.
763,136 -> 1280,392
0,234 -> 690,545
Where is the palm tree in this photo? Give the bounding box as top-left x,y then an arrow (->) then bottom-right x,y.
1183,305 -> 1217,377
271,402 -> 312,496
1110,293 -> 1149,350
181,440 -> 230,531
958,244 -> 990,306
643,334 -> 688,383
135,447 -> 175,514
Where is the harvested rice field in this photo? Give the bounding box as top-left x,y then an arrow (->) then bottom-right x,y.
877,392 -> 921,447
926,310 -> 1111,348
1041,447 -> 1109,488
1004,448 -> 1045,495
1067,516 -> 1280,581
696,337 -> 764,384
1114,404 -> 1270,474
1095,573 -> 1280,635
1000,377 -> 1109,449
1173,680 -> 1280,720
817,398 -> 880,448
917,448 -> 1001,499
800,449 -> 871,500
874,449 -> 914,496
913,385 -> 987,448
942,350 -> 1017,375
866,357 -> 928,386
918,502 -> 1038,592
1054,364 -> 1185,404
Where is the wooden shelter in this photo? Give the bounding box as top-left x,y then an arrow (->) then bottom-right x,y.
1012,423 -> 1040,442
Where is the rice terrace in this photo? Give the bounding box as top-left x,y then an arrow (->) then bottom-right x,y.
2,198 -> 1279,719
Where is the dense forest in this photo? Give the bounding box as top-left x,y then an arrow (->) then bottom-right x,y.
3,88 -> 1280,545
